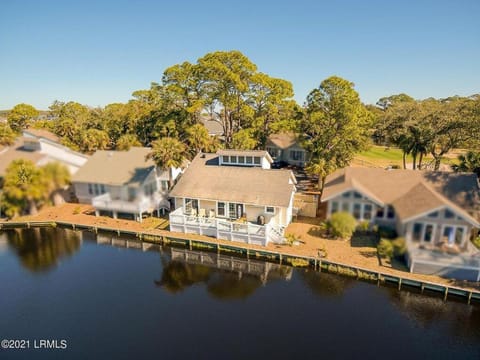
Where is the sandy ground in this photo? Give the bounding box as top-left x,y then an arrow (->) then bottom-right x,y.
3,204 -> 479,291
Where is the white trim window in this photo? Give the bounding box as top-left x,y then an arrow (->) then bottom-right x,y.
290,150 -> 304,161
217,202 -> 226,217
265,206 -> 275,214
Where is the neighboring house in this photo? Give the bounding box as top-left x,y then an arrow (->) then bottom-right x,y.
266,133 -> 308,167
72,147 -> 181,222
200,114 -> 224,137
169,149 -> 297,246
0,128 -> 88,179
322,167 -> 480,281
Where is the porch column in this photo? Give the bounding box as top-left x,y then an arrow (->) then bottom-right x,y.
95,210 -> 99,217
113,211 -> 118,219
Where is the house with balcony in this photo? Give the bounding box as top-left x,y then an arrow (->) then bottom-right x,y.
72,147 -> 181,222
168,149 -> 297,246
322,167 -> 480,281
266,132 -> 308,167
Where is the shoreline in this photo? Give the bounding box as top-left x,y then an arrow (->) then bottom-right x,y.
1,204 -> 479,304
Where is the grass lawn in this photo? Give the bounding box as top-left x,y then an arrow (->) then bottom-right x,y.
354,145 -> 461,169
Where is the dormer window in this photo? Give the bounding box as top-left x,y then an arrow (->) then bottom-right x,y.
230,156 -> 237,163
222,155 -> 229,163
253,157 -> 260,165
238,156 -> 245,164
246,157 -> 253,164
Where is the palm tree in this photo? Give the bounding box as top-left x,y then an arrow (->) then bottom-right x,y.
3,159 -> 45,216
186,124 -> 211,156
41,162 -> 71,205
147,137 -> 186,188
452,151 -> 480,177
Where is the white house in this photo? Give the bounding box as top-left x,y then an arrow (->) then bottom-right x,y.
0,128 -> 88,178
72,147 -> 181,222
322,167 -> 480,281
168,149 -> 297,246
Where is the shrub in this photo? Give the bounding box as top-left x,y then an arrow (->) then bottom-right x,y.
392,237 -> 406,257
356,221 -> 370,232
327,212 -> 357,239
377,239 -> 394,258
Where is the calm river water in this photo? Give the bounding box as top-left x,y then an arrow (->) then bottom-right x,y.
0,228 -> 479,360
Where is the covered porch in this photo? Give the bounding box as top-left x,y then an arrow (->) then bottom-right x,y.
169,202 -> 285,246
92,193 -> 170,222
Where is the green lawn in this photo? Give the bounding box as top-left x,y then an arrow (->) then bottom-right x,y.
354,145 -> 460,169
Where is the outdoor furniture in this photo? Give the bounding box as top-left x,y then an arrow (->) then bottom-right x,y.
208,209 -> 215,218
199,208 -> 206,217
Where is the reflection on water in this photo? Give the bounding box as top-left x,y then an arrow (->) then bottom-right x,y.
157,248 -> 293,299
389,290 -> 480,340
4,228 -> 81,272
301,268 -> 355,298
1,228 -> 479,358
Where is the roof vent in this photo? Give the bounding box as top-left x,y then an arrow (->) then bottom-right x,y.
108,151 -> 114,158
200,153 -> 206,158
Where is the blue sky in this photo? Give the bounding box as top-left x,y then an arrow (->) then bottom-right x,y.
0,0 -> 479,109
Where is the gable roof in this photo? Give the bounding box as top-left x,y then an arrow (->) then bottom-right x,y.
267,133 -> 302,150
169,153 -> 296,207
72,147 -> 157,187
0,138 -> 44,177
23,128 -> 60,143
323,167 -> 480,225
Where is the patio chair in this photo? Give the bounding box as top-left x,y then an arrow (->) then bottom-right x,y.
199,208 -> 206,218
208,209 -> 215,218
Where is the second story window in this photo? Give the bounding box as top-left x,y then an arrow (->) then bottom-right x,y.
253,157 -> 261,165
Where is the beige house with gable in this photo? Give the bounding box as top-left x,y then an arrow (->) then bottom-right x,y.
72,147 -> 181,222
169,149 -> 297,246
322,167 -> 480,281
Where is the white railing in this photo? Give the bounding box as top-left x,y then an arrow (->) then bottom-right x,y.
169,207 -> 271,243
92,193 -> 167,214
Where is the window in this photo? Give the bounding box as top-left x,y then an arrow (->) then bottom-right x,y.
363,204 -> 372,220
376,207 -> 385,218
217,202 -> 226,217
94,184 -> 100,195
238,156 -> 245,164
222,155 -> 229,163
253,157 -> 261,165
387,206 -> 395,219
341,202 -> 350,212
266,147 -> 278,158
265,206 -> 275,214
100,184 -> 106,194
424,224 -> 433,242
445,209 -> 455,219
88,183 -> 93,195
229,203 -> 243,219
185,198 -> 199,214
353,203 -> 361,220
331,201 -> 339,214
161,181 -> 168,191
246,157 -> 253,164
144,182 -> 157,196
455,227 -> 464,245
353,191 -> 362,199
230,156 -> 237,163
290,150 -> 304,161
342,191 -> 350,198
428,211 -> 438,218
413,223 -> 423,242
128,187 -> 136,201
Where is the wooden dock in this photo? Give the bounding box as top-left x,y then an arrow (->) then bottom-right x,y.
1,220 -> 479,304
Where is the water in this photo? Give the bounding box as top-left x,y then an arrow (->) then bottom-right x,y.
0,228 -> 479,360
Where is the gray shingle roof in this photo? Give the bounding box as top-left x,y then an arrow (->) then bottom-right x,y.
169,153 -> 296,207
